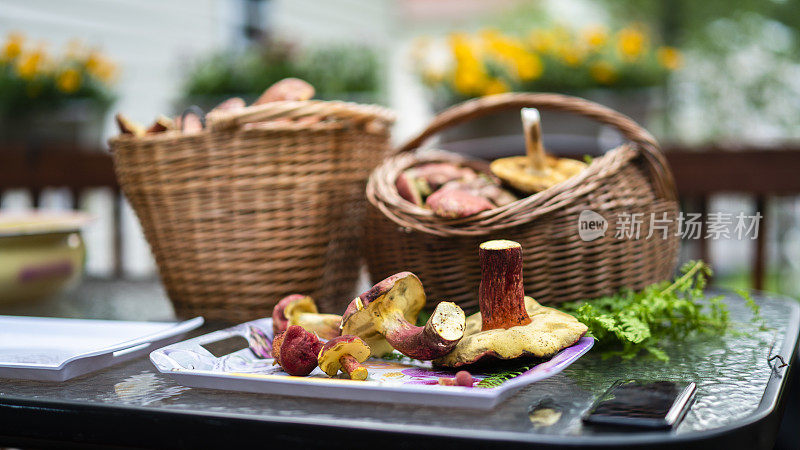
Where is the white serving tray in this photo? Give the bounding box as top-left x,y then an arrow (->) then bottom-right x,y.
150,318 -> 593,410
0,315 -> 204,381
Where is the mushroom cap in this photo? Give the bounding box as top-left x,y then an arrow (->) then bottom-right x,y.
396,172 -> 423,206
272,325 -> 323,376
425,188 -> 494,218
490,155 -> 586,194
434,297 -> 588,367
413,163 -> 476,191
341,272 -> 426,357
272,294 -> 317,335
317,335 -> 371,377
254,77 -> 315,104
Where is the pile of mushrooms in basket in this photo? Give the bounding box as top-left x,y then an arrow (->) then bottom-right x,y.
113,77 -> 317,136
267,238 -> 588,384
396,107 -> 587,218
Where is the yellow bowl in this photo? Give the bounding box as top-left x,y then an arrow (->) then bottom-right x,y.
0,212 -> 90,304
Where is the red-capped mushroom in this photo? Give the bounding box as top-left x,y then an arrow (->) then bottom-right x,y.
253,78 -> 315,105
425,188 -> 494,218
272,294 -> 341,340
271,325 -> 323,376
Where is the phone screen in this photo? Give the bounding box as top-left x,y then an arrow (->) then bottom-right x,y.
582,379 -> 696,430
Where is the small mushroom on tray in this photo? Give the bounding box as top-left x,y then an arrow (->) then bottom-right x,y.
272,294 -> 341,340
317,335 -> 371,380
341,272 -> 466,360
438,370 -> 474,387
434,240 -> 588,367
490,108 -> 587,194
272,325 -> 323,376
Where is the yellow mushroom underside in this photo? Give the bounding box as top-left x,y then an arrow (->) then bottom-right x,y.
435,297 -> 588,367
318,341 -> 371,377
490,156 -> 586,193
341,275 -> 426,357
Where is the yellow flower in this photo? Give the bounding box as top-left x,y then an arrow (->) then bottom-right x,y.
590,61 -> 617,84
558,45 -> 585,67
529,29 -> 557,54
582,25 -> 608,49
617,26 -> 648,61
657,46 -> 683,70
2,32 -> 24,61
453,62 -> 489,96
483,78 -> 509,96
516,53 -> 543,81
15,51 -> 43,80
85,51 -> 116,82
56,67 -> 81,93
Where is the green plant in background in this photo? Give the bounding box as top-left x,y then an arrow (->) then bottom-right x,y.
182,41 -> 382,104
412,23 -> 681,104
0,32 -> 116,118
296,45 -> 381,100
182,41 -> 296,100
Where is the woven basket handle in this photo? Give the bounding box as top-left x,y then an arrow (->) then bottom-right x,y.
396,92 -> 676,200
206,100 -> 394,131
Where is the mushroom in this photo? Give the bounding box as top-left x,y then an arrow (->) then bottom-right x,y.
395,171 -> 424,206
317,335 -> 371,380
341,272 -> 466,359
434,240 -> 588,367
210,97 -> 246,113
425,188 -> 494,218
115,113 -> 144,137
145,115 -> 174,135
413,163 -> 476,192
438,176 -> 518,207
271,325 -> 323,376
438,370 -> 474,387
253,77 -> 315,105
490,108 -> 586,194
272,294 -> 341,340
178,105 -> 205,133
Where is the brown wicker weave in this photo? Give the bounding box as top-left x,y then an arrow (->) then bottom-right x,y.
365,93 -> 679,311
110,100 -> 394,322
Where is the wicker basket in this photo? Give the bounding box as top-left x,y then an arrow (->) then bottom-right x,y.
365,93 -> 679,311
110,100 -> 394,321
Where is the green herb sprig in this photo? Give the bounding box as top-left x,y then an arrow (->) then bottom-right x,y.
560,260 -> 730,362
476,364 -> 536,388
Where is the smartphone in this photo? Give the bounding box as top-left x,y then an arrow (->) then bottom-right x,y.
582,379 -> 696,430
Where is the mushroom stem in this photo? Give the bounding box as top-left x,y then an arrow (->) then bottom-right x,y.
339,354 -> 368,381
293,312 -> 342,340
382,302 -> 465,360
479,240 -> 532,331
521,108 -> 547,174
